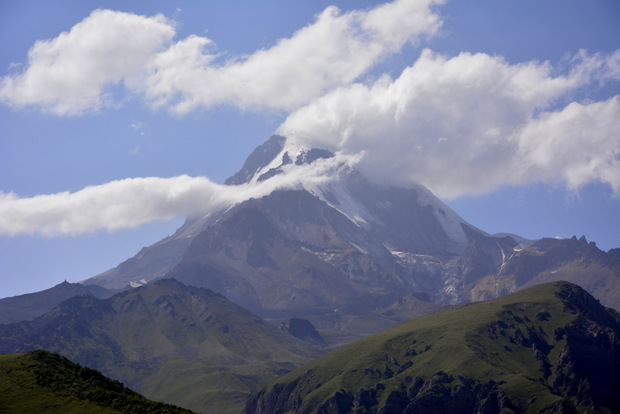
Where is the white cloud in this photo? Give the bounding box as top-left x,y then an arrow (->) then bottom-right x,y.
0,155 -> 356,236
516,96 -> 620,194
2,1 -> 619,237
1,0 -> 444,115
142,0 -> 444,113
0,9 -> 175,115
278,49 -> 620,198
0,176 -> 219,236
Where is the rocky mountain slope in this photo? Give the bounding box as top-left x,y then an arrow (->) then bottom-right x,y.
0,279 -> 320,413
75,134 -> 619,336
0,350 -> 195,413
244,281 -> 620,414
468,235 -> 620,306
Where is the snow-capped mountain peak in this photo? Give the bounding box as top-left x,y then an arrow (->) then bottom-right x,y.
231,135 -> 473,254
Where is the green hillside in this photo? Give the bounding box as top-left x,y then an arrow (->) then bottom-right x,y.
0,350 -> 195,413
0,279 -> 321,413
244,281 -> 620,413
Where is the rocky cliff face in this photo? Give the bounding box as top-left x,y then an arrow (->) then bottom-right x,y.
224,135 -> 287,185
246,371 -> 516,414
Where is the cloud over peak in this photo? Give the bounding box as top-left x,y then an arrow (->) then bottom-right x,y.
0,154 -> 357,236
1,0 -> 619,237
278,49 -> 620,198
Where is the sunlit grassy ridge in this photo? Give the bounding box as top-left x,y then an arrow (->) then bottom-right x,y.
0,350 -> 196,413
245,281 -> 620,413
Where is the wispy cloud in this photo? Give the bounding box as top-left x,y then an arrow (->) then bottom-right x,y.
0,0 -> 444,115
0,176 -> 219,236
278,49 -> 620,198
130,121 -> 146,136
0,154 -> 357,236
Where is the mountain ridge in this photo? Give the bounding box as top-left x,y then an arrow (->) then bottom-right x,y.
244,281 -> 620,413
0,280 -> 116,325
0,278 -> 321,413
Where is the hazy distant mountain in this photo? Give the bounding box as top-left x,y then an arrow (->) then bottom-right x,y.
467,235 -> 620,308
279,318 -> 325,345
0,279 -> 320,413
244,281 -> 620,413
0,350 -> 195,413
81,134 -> 620,330
0,280 -> 115,325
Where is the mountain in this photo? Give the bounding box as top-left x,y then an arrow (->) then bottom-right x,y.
81,224 -> 201,291
0,280 -> 116,325
467,236 -> 620,308
80,135 -> 295,292
0,349 -> 195,413
83,134 -> 483,298
80,134 -> 620,336
244,281 -> 620,413
0,279 -> 321,413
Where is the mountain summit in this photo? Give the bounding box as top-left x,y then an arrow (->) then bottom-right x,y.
81,135 -> 620,323
85,135 -> 492,315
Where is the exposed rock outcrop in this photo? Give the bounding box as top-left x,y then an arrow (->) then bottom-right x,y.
280,318 -> 325,344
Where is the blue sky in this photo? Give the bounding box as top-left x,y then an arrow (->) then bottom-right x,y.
1,0 -> 619,298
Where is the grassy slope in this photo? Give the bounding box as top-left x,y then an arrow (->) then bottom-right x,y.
105,281 -> 319,413
0,350 -> 195,414
0,279 -> 321,414
253,281 -> 619,413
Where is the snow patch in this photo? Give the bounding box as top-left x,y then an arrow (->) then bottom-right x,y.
301,246 -> 336,262
350,242 -> 368,255
129,278 -> 147,288
415,185 -> 468,246
313,179 -> 377,229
